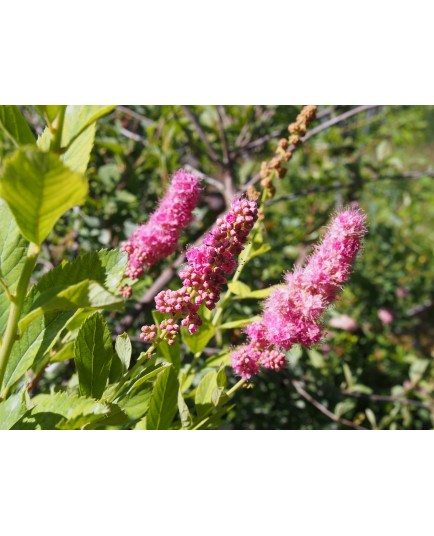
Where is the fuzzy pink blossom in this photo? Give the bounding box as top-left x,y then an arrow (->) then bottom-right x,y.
231,345 -> 261,380
231,206 -> 367,380
329,314 -> 358,332
142,198 -> 258,342
378,308 -> 393,325
121,169 -> 201,279
262,207 -> 367,350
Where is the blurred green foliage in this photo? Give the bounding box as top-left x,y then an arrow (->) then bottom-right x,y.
2,105 -> 432,429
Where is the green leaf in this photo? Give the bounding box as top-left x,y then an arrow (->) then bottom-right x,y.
19,250 -> 127,331
195,370 -> 218,418
19,279 -> 123,332
205,351 -> 231,368
219,316 -> 261,330
0,392 -> 28,430
181,319 -> 216,354
97,249 -> 128,292
74,313 -> 114,399
365,408 -> 378,429
51,340 -> 75,362
3,312 -> 73,390
228,280 -> 252,297
308,348 -> 325,368
38,122 -> 96,175
232,285 -> 280,300
110,332 -> 132,382
146,366 -> 179,430
118,387 -> 153,421
343,363 -> 353,390
409,358 -> 429,383
25,250 -> 127,300
15,392 -> 111,430
127,362 -> 168,395
61,105 -> 115,148
35,105 -> 63,122
115,333 -> 132,372
0,200 -> 28,336
0,106 -> 35,145
0,146 -> 88,244
178,390 -> 192,430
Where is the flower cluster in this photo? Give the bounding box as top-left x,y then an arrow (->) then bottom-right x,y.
121,169 -> 201,279
232,207 -> 367,380
141,198 -> 259,342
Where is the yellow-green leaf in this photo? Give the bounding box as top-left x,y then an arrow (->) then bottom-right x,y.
0,146 -> 88,245
0,106 -> 35,145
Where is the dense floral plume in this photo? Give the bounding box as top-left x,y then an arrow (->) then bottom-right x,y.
140,198 -> 258,345
121,169 -> 201,279
232,206 -> 367,379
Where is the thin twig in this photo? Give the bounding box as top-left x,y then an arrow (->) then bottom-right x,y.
268,171 -> 434,206
117,106 -> 154,126
119,126 -> 146,144
181,105 -> 220,164
291,380 -> 367,430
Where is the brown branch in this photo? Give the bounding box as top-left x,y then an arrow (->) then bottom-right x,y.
180,105 -> 220,164
291,380 -> 367,430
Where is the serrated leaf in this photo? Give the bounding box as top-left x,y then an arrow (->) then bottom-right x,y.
127,361 -> 168,395
228,280 -> 252,297
195,371 -> 218,418
74,313 -> 114,399
0,200 -> 28,336
2,311 -> 73,390
181,319 -> 215,354
193,404 -> 235,430
19,250 -> 127,331
0,146 -> 88,244
19,279 -> 123,332
37,121 -> 96,175
0,392 -> 28,430
61,105 -> 116,148
15,391 -> 111,430
146,366 -> 179,430
118,387 -> 153,421
25,250 -> 127,300
178,390 -> 192,430
0,106 -> 35,145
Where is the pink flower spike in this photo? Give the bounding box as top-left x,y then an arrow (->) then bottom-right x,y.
121,169 -> 201,279
262,206 -> 367,350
